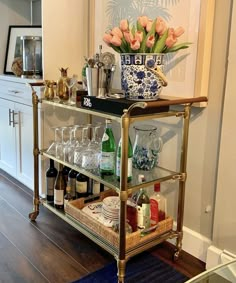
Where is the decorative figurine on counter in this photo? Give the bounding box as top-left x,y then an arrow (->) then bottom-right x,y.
57,67 -> 69,102
43,80 -> 55,100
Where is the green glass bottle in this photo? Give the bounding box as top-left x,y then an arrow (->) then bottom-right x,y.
100,119 -> 116,176
116,136 -> 133,182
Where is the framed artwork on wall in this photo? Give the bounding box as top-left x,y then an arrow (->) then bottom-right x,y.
90,0 -> 215,103
4,25 -> 42,75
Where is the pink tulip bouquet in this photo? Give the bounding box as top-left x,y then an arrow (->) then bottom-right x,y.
103,16 -> 191,54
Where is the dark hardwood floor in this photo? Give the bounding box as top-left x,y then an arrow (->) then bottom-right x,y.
0,169 -> 205,282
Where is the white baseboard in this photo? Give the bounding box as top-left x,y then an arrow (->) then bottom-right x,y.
168,224 -> 212,262
206,245 -> 236,270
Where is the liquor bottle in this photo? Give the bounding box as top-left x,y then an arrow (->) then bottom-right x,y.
131,174 -> 145,203
92,180 -> 101,195
62,166 -> 70,184
116,136 -> 133,182
100,119 -> 116,176
64,184 -> 73,209
150,183 -> 167,225
46,159 -> 58,203
68,169 -> 77,199
76,172 -> 89,198
136,176 -> 150,230
54,163 -> 66,209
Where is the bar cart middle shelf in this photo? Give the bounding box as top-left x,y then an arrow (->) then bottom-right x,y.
28,83 -> 207,283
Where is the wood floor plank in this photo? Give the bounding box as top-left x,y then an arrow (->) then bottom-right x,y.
0,231 -> 49,283
0,173 -> 113,273
0,199 -> 88,283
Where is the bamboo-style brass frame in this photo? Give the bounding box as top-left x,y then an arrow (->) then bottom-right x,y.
28,82 -> 207,283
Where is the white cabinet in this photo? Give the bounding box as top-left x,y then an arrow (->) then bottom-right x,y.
15,103 -> 34,188
0,75 -> 43,192
0,99 -> 16,175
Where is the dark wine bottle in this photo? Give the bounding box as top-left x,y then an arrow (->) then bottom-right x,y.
64,184 -> 73,209
46,159 -> 58,203
68,169 -> 77,199
62,166 -> 70,183
76,173 -> 89,198
54,163 -> 66,209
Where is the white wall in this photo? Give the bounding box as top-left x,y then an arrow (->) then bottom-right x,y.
213,0 -> 236,254
42,0 -> 89,80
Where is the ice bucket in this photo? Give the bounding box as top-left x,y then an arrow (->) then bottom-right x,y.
21,36 -> 42,78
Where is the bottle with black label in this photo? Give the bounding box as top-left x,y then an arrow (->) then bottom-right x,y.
76,172 -> 89,198
54,163 -> 66,209
46,159 -> 58,203
68,169 -> 77,199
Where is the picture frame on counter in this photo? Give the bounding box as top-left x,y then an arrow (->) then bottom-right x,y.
4,25 -> 42,75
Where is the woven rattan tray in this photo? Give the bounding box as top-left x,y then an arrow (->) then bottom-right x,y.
65,190 -> 173,251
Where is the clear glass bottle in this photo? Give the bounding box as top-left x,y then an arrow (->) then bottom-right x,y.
46,159 -> 58,203
150,183 -> 167,225
76,172 -> 89,198
136,176 -> 150,230
116,136 -> 133,182
54,163 -> 66,209
100,119 -> 116,176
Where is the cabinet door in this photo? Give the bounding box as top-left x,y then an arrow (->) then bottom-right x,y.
15,103 -> 34,190
0,99 -> 17,176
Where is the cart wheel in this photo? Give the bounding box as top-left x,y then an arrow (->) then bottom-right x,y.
29,211 -> 39,221
173,251 -> 180,262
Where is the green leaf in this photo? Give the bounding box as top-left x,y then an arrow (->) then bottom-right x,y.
164,42 -> 192,53
153,29 -> 169,53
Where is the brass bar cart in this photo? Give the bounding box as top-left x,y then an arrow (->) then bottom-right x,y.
28,83 -> 207,283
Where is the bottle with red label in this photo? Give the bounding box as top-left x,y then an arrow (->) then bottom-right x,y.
150,183 -> 167,226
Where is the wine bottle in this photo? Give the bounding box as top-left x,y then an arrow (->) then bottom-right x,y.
136,176 -> 150,230
68,169 -> 77,199
62,166 -> 70,183
46,159 -> 58,203
150,183 -> 167,225
92,180 -> 101,195
54,163 -> 66,209
76,172 -> 89,198
116,136 -> 133,182
100,119 -> 116,176
64,184 -> 73,209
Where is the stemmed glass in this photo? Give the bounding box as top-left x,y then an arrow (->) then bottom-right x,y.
65,74 -> 78,106
55,127 -> 67,160
73,126 -> 90,166
46,127 -> 61,156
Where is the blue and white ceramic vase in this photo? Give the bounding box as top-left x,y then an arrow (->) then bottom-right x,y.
120,53 -> 165,101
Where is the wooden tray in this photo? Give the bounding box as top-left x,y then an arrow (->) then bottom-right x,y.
65,190 -> 173,251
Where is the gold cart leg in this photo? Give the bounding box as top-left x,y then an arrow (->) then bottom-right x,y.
174,104 -> 192,261
28,86 -> 40,221
117,259 -> 126,283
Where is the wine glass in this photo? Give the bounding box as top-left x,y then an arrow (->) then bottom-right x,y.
74,126 -> 90,166
55,127 -> 67,160
65,74 -> 78,106
46,127 -> 61,156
